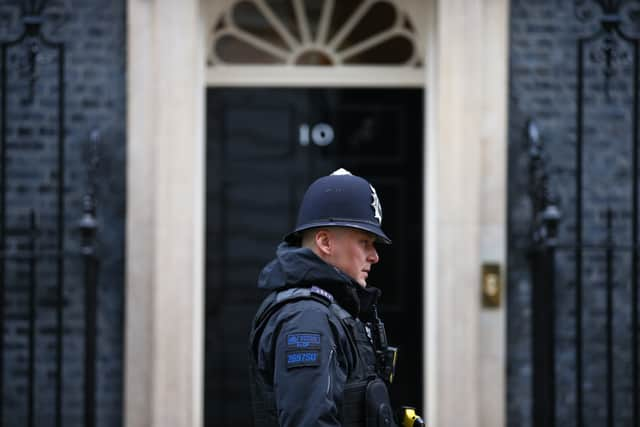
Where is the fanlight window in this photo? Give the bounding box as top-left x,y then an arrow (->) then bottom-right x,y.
208,0 -> 422,66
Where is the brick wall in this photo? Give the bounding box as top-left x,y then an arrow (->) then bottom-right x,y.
0,1 -> 125,426
508,1 -> 638,426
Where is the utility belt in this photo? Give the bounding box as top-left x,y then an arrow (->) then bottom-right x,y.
342,376 -> 425,427
342,377 -> 397,427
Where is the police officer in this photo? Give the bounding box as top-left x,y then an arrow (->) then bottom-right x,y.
249,168 -> 398,427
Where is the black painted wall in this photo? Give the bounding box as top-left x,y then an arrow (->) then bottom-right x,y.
0,1 -> 125,426
508,1 -> 638,426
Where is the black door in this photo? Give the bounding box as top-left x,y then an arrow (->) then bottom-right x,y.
205,88 -> 423,426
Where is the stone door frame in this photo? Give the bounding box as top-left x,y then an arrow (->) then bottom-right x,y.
124,1 -> 509,426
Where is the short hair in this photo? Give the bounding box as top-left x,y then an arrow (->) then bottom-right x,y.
301,227 -> 355,249
301,228 -> 319,248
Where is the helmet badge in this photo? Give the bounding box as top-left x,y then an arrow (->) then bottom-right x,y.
370,185 -> 383,224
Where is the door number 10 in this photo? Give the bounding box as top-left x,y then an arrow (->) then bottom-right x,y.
299,123 -> 334,147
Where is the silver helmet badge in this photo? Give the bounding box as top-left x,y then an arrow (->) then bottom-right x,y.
370,184 -> 382,224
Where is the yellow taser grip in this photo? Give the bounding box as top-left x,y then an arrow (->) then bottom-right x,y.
402,407 -> 425,427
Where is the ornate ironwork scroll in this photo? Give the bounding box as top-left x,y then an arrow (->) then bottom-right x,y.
575,0 -> 640,97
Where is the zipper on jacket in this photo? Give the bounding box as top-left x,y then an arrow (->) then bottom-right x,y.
327,346 -> 336,396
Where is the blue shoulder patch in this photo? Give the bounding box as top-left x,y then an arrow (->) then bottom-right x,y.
285,332 -> 322,369
286,350 -> 320,369
287,332 -> 321,348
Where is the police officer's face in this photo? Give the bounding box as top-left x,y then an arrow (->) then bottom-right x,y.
324,228 -> 380,287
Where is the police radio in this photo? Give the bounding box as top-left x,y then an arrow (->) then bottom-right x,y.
370,305 -> 398,385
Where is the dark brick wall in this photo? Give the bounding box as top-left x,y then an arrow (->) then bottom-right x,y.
508,1 -> 638,426
0,1 -> 125,426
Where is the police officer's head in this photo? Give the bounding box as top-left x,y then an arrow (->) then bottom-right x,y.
285,168 -> 391,286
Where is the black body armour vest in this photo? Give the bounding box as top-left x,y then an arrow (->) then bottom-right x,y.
248,287 -> 379,426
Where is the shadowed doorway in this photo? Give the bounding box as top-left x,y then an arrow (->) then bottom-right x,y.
205,87 -> 423,426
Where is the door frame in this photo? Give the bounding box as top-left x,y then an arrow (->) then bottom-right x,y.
124,1 -> 509,426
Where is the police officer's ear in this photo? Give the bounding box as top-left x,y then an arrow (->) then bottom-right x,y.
314,229 -> 333,257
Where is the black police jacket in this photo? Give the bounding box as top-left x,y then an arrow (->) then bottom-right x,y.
248,242 -> 396,427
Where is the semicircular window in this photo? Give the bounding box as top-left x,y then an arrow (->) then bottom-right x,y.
208,0 -> 422,66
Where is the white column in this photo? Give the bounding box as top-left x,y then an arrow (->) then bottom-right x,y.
425,0 -> 508,426
126,0 -> 205,426
478,1 -> 509,427
428,0 -> 484,424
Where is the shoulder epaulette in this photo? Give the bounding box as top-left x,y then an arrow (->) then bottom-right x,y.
309,286 -> 334,303
249,286 -> 354,358
253,287 -> 334,331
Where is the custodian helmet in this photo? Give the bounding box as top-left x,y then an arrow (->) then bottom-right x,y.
284,168 -> 392,244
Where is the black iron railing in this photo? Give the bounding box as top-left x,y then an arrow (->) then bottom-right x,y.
0,2 -> 99,427
529,2 -> 640,424
574,1 -> 639,425
528,119 -> 561,427
529,119 -> 640,427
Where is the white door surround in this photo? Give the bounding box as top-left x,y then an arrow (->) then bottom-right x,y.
124,1 -> 508,426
